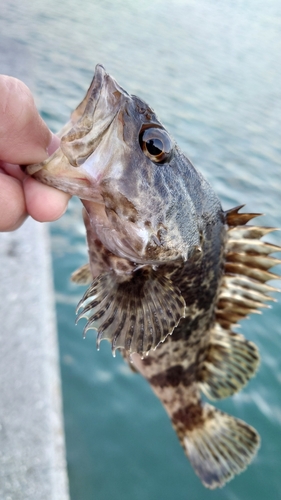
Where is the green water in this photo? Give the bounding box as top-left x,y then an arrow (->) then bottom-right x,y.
1,0 -> 281,498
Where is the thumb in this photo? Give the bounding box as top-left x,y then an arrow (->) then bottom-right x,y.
0,76 -> 51,165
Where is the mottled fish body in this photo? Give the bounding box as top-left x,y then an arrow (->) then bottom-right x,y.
26,65 -> 280,489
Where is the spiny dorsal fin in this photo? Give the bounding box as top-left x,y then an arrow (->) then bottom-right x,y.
225,205 -> 263,227
227,225 -> 279,240
76,267 -> 186,358
216,208 -> 281,330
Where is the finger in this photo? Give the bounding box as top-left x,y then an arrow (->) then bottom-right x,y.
24,176 -> 71,222
0,161 -> 27,181
0,171 -> 27,231
47,133 -> 60,156
0,76 -> 51,165
0,134 -> 61,181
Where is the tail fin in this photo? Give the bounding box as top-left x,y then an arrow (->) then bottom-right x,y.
172,402 -> 260,489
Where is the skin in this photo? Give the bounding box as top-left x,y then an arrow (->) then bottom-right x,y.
0,75 -> 70,231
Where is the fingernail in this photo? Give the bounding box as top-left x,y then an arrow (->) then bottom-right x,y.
47,133 -> 61,156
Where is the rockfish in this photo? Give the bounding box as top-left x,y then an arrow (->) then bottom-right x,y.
26,65 -> 281,489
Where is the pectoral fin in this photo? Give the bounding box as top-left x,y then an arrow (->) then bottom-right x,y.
71,263 -> 92,285
76,267 -> 185,357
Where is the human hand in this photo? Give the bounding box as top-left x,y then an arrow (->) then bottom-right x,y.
0,75 -> 71,231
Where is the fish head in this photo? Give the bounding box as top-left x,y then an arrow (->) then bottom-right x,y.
26,65 -> 222,265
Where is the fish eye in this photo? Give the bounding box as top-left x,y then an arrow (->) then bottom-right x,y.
139,127 -> 172,163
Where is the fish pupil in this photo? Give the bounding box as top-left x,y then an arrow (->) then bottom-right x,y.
146,138 -> 163,156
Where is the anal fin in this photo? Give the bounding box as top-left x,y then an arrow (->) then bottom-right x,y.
198,324 -> 260,400
174,403 -> 260,489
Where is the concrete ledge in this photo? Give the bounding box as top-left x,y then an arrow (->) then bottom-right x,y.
0,219 -> 69,500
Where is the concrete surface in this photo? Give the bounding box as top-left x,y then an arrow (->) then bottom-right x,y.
0,219 -> 69,500
0,33 -> 69,500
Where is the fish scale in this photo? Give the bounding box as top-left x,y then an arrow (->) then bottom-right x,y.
26,64 -> 280,489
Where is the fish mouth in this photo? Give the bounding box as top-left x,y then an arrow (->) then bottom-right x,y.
25,64 -> 128,201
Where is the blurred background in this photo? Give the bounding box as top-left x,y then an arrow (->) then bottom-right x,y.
1,1 -> 281,499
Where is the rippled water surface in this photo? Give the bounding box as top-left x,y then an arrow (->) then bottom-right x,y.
1,1 -> 281,499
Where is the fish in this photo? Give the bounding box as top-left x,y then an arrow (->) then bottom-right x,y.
26,64 -> 281,489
